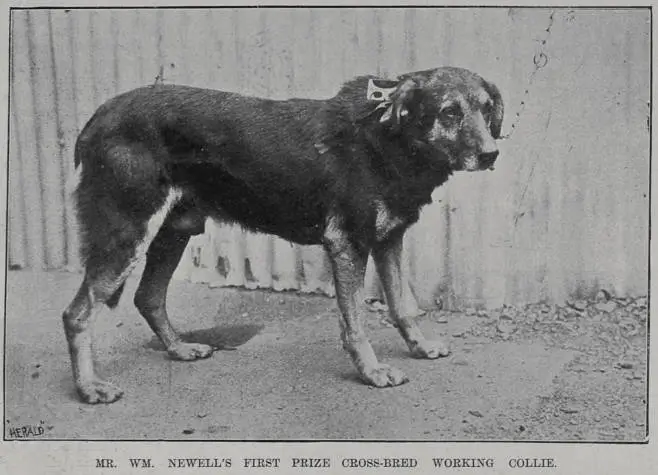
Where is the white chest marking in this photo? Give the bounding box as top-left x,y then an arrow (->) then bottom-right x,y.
374,201 -> 406,242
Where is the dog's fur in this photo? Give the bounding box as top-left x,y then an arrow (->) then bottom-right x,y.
63,67 -> 503,403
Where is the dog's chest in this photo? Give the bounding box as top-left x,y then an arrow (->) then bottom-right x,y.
373,200 -> 408,242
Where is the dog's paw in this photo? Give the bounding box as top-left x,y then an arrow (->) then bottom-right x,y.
362,364 -> 409,387
168,342 -> 215,361
410,339 -> 450,359
77,380 -> 124,404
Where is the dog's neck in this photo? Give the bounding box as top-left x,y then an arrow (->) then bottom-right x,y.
356,126 -> 451,220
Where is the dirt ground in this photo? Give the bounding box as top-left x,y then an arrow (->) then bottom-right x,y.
4,270 -> 648,441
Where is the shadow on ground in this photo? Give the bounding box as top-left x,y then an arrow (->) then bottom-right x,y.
145,324 -> 265,351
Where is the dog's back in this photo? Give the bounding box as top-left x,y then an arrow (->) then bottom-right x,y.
75,85 -> 338,244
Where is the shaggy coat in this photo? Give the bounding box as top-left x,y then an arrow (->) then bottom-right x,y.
64,67 -> 503,403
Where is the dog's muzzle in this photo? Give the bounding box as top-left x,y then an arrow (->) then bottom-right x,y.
478,150 -> 499,171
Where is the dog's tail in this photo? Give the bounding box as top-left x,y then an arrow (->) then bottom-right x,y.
106,282 -> 126,309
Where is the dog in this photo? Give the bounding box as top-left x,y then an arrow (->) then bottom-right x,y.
63,66 -> 503,403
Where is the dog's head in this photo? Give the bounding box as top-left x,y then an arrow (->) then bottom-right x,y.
371,67 -> 504,172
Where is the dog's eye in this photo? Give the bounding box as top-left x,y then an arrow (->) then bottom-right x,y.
479,102 -> 494,127
439,105 -> 462,121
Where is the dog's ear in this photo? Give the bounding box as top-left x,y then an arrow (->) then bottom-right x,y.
378,77 -> 422,129
483,80 -> 504,139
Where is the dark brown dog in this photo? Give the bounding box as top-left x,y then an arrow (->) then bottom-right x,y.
63,67 -> 503,403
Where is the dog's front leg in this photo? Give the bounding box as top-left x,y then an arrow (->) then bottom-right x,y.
373,232 -> 450,359
324,225 -> 408,387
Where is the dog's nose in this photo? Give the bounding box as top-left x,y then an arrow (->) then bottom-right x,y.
479,150 -> 499,170
480,150 -> 499,162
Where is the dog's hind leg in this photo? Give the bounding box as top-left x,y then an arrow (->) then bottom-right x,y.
134,214 -> 214,361
373,232 -> 450,359
323,219 -> 408,388
63,188 -> 183,403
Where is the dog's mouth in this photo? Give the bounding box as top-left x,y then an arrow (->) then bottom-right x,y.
458,155 -> 489,172
427,146 -> 498,173
459,160 -> 496,173
479,160 -> 497,172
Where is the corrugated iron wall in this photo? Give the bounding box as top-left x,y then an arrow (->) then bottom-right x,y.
8,8 -> 650,308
